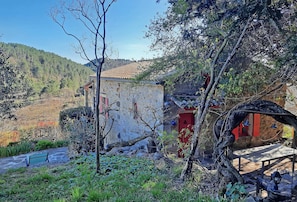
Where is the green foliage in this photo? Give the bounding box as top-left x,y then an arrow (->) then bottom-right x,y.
28,169 -> 54,183
172,0 -> 189,15
219,63 -> 276,97
0,155 -> 220,201
148,0 -> 297,101
0,42 -> 94,97
0,141 -> 32,158
0,140 -> 68,158
35,140 -> 55,151
225,182 -> 247,201
0,44 -> 33,119
71,187 -> 83,201
54,140 -> 69,148
158,130 -> 178,152
85,58 -> 133,72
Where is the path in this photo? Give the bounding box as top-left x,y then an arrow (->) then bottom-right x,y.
0,147 -> 69,174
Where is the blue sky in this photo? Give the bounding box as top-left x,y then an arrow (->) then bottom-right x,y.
0,0 -> 168,64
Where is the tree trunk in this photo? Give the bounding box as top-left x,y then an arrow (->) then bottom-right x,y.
95,67 -> 101,173
180,18 -> 251,180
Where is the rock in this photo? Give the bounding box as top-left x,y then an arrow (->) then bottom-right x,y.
130,137 -> 157,153
106,147 -> 121,155
244,196 -> 256,202
153,152 -> 163,161
136,151 -> 148,158
127,150 -> 137,156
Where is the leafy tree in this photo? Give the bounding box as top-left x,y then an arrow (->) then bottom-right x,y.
52,0 -> 116,173
0,45 -> 33,119
148,0 -> 297,180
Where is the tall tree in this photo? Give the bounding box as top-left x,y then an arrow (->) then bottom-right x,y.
0,45 -> 32,120
52,0 -> 116,173
148,0 -> 297,180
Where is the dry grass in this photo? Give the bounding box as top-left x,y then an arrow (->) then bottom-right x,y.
16,97 -> 83,129
0,96 -> 84,146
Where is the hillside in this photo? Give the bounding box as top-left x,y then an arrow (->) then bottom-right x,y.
84,58 -> 133,72
1,42 -> 95,97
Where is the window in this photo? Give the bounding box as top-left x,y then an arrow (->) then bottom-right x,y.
99,95 -> 109,118
133,102 -> 138,119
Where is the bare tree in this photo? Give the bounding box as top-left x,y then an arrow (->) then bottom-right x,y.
51,0 -> 116,173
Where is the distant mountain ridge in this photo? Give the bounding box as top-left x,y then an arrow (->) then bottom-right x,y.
84,58 -> 134,72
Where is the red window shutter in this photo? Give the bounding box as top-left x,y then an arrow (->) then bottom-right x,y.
99,96 -> 103,113
105,98 -> 109,119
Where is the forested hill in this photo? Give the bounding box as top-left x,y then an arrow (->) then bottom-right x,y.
1,42 -> 95,97
85,58 -> 133,72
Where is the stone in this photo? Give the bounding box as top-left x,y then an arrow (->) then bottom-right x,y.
153,152 -> 163,161
106,147 -> 121,155
130,137 -> 157,153
136,151 -> 148,158
244,196 -> 256,202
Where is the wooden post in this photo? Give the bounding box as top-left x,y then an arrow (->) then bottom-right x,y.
85,90 -> 89,108
293,129 -> 297,149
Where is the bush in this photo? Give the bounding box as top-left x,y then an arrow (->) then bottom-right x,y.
53,140 -> 69,148
59,106 -> 93,131
67,118 -> 95,158
35,140 -> 54,151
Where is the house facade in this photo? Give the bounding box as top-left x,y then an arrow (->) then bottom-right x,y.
88,61 -> 164,146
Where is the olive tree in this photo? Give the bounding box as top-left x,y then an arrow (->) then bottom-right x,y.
148,0 -> 297,180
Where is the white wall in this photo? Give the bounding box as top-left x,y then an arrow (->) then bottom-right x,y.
91,76 -> 164,145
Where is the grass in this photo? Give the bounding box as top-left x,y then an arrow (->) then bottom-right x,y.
0,155 -> 224,202
0,140 -> 69,158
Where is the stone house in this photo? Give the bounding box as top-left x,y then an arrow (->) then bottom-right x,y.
86,61 -> 164,147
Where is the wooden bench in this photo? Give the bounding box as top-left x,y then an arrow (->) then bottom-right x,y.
25,152 -> 49,167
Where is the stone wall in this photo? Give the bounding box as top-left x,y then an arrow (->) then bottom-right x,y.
235,86 -> 287,149
90,77 -> 164,146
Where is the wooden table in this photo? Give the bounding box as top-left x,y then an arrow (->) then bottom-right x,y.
233,143 -> 297,177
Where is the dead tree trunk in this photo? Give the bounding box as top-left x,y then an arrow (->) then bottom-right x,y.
213,100 -> 297,184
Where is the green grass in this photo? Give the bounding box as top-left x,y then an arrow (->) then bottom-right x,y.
0,141 -> 32,157
0,155 -> 222,202
0,140 -> 69,158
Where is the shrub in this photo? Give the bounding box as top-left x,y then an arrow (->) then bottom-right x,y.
67,118 -> 95,158
35,140 -> 54,151
59,106 -> 93,131
225,182 -> 247,201
53,140 -> 69,148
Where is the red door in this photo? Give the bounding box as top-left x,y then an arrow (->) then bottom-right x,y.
178,111 -> 195,157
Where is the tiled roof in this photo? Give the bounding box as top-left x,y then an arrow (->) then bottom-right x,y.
100,61 -> 151,79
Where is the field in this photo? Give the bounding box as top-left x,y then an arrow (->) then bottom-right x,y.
0,96 -> 84,146
0,155 -> 221,202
